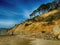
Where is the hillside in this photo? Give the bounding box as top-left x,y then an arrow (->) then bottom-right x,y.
8,9 -> 60,40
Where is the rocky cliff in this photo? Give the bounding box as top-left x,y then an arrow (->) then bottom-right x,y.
8,9 -> 60,39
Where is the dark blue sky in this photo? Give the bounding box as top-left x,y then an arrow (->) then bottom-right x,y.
0,0 -> 53,28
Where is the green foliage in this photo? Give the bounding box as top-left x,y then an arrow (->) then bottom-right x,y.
29,0 -> 60,19
45,15 -> 55,22
43,11 -> 60,24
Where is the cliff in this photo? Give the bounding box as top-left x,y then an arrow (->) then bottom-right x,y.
8,9 -> 60,39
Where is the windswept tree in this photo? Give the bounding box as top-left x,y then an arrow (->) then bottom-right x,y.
37,4 -> 46,14
30,0 -> 60,19
46,3 -> 52,11
37,5 -> 41,14
52,0 -> 60,9
40,4 -> 47,12
52,1 -> 57,9
33,10 -> 38,16
30,10 -> 38,18
30,13 -> 33,19
58,0 -> 60,3
37,4 -> 50,14
53,0 -> 60,3
57,0 -> 60,8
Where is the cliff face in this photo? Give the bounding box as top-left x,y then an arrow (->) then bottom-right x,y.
8,9 -> 60,38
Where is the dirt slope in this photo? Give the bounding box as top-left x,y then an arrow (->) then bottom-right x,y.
8,9 -> 60,39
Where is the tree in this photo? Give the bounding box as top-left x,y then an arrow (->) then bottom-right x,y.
33,10 -> 38,17
30,13 -> 33,19
46,3 -> 52,11
57,0 -> 60,8
52,0 -> 60,9
37,4 -> 51,14
30,10 -> 37,18
37,5 -> 41,14
37,4 -> 46,14
52,1 -> 57,9
30,0 -> 60,19
53,0 -> 60,3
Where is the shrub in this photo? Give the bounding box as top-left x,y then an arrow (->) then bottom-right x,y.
41,31 -> 46,33
25,23 -> 31,26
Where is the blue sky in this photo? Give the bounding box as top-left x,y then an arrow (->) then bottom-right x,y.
0,0 -> 53,28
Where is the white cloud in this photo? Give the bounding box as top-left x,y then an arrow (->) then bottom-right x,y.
0,20 -> 16,28
0,8 -> 34,28
0,9 -> 22,16
0,8 -> 33,19
22,9 -> 31,18
0,19 -> 24,28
